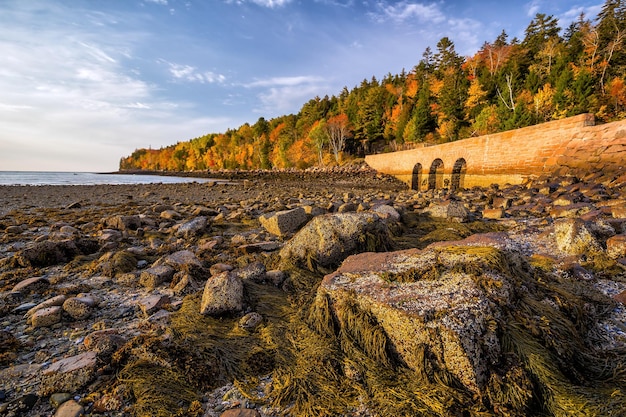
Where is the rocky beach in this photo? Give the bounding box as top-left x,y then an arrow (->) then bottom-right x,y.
1,165 -> 626,417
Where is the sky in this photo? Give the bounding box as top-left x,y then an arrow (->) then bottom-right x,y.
0,0 -> 604,172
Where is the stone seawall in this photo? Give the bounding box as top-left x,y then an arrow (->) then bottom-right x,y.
365,114 -> 626,190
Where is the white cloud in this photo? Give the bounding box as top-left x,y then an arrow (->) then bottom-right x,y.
166,62 -> 226,83
225,0 -> 292,7
558,3 -> 603,25
447,17 -> 483,54
245,75 -> 325,88
525,0 -> 541,17
243,76 -> 329,115
0,1 -> 236,171
371,1 -> 445,24
250,0 -> 292,6
145,0 -> 168,5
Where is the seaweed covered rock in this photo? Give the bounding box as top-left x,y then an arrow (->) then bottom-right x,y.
278,212 -> 393,271
554,218 -> 602,255
308,235 -> 626,415
317,246 -> 512,394
14,239 -> 98,268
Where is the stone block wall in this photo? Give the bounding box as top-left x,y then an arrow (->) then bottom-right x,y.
365,114 -> 626,190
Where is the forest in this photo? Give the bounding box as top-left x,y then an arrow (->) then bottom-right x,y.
119,0 -> 626,172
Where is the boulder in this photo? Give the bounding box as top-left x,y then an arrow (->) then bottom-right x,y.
259,207 -> 308,237
39,351 -> 98,395
83,330 -> 126,361
482,208 -> 505,220
14,241 -> 78,267
607,234 -> 626,259
160,250 -> 204,275
104,215 -> 141,231
139,265 -> 176,289
317,245 -> 512,394
234,261 -> 266,283
175,216 -> 209,238
54,400 -> 84,417
278,212 -> 393,271
372,204 -> 401,222
424,200 -> 470,222
200,271 -> 244,316
553,218 -> 602,255
62,296 -> 96,320
31,306 -> 63,328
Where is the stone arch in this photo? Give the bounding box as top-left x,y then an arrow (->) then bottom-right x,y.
411,163 -> 422,190
451,158 -> 467,190
428,158 -> 444,190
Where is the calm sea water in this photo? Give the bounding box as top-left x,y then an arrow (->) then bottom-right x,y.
0,171 -> 215,186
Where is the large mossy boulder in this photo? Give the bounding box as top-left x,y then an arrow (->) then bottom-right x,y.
317,246 -> 511,394
307,234 -> 626,415
278,212 -> 394,272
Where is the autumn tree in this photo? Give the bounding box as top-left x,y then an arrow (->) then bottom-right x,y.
308,119 -> 329,165
326,113 -> 351,163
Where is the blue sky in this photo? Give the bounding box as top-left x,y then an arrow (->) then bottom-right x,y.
0,0 -> 603,172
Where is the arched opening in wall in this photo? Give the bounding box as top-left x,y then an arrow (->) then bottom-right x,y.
451,158 -> 467,191
428,158 -> 444,190
411,163 -> 422,190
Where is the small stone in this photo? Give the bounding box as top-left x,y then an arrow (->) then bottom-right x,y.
176,216 -> 208,238
54,399 -> 84,417
424,200 -> 470,222
139,294 -> 171,316
259,207 -> 308,237
220,408 -> 261,417
239,312 -> 263,331
234,261 -> 266,283
265,270 -> 287,287
50,392 -> 72,408
11,276 -> 50,294
210,263 -> 234,276
63,296 -> 95,320
482,208 -> 505,219
611,204 -> 626,219
31,306 -> 63,328
372,204 -> 401,222
491,197 -> 512,209
338,202 -> 357,213
615,290 -> 626,304
238,242 -> 281,254
160,210 -> 181,220
84,330 -> 126,361
139,265 -> 176,289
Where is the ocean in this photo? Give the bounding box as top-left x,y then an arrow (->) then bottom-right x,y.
0,171 -> 215,186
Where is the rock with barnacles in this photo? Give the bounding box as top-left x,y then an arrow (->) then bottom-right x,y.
553,218 -> 602,255
200,271 -> 244,316
39,351 -> 98,396
316,245 -> 510,395
310,232 -> 626,414
279,212 -> 393,271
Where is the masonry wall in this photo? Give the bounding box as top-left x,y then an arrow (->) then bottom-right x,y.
365,114 -> 626,190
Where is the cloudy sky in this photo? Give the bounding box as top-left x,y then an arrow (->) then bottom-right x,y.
0,0 -> 602,172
